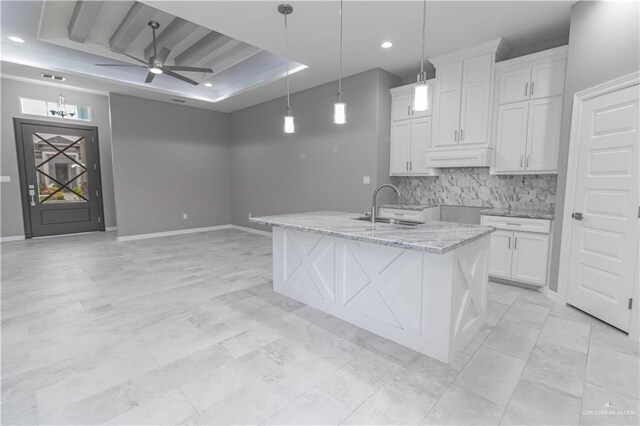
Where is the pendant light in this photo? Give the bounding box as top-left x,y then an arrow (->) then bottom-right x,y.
413,0 -> 429,112
279,4 -> 295,134
333,0 -> 346,124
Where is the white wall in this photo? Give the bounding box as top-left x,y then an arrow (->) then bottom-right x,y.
0,78 -> 117,237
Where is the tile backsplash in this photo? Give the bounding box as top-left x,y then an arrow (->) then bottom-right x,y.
395,168 -> 557,213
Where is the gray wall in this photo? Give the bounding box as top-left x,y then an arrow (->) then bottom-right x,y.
229,68 -> 399,230
550,0 -> 640,291
0,78 -> 116,237
109,94 -> 230,237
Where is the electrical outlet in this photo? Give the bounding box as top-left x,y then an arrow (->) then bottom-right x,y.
363,176 -> 371,185
182,213 -> 188,220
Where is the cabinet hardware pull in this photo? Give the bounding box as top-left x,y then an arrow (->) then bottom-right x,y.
520,156 -> 524,168
460,129 -> 464,141
406,161 -> 409,171
508,237 -> 511,249
526,155 -> 530,167
409,161 -> 413,170
506,222 -> 522,226
407,106 -> 411,116
514,237 -> 518,250
454,130 -> 458,142
531,82 -> 535,96
524,82 -> 529,97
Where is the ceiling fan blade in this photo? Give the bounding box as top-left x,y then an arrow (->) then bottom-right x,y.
156,47 -> 171,65
95,64 -> 146,67
163,65 -> 213,73
145,72 -> 156,83
122,52 -> 150,65
162,69 -> 199,86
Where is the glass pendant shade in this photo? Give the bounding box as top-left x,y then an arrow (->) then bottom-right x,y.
284,112 -> 295,134
333,101 -> 346,124
57,93 -> 65,111
413,83 -> 429,111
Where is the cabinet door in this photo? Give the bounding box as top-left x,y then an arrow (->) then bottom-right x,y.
493,101 -> 529,172
389,121 -> 411,175
488,230 -> 514,279
433,61 -> 463,147
511,232 -> 549,286
525,96 -> 562,172
409,117 -> 432,173
392,92 -> 413,121
530,58 -> 566,99
459,53 -> 493,146
498,67 -> 532,104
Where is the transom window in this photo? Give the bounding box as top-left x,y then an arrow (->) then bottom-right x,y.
20,98 -> 91,121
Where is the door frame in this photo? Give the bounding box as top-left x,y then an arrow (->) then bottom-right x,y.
13,118 -> 105,238
557,71 -> 640,339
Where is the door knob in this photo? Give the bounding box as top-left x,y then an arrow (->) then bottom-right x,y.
571,212 -> 584,221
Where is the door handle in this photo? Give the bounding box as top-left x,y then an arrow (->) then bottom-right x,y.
572,212 -> 584,221
524,82 -> 529,97
531,82 -> 535,96
28,188 -> 35,207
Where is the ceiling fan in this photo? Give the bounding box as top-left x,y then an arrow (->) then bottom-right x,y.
95,21 -> 212,86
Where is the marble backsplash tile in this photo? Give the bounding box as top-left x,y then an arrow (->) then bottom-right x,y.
395,168 -> 557,213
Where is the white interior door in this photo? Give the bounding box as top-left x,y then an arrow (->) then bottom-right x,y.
567,83 -> 639,332
493,101 -> 528,172
459,53 -> 492,146
433,61 -> 462,148
409,117 -> 432,173
389,121 -> 411,175
525,96 -> 563,172
511,232 -> 549,286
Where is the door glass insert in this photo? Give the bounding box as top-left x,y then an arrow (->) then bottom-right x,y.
32,133 -> 89,203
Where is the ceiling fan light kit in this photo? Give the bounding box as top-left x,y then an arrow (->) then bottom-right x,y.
95,20 -> 213,85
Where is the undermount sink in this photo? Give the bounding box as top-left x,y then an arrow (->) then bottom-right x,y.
352,216 -> 423,227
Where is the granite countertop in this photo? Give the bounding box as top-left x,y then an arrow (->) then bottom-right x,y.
380,204 -> 438,211
250,211 -> 495,255
479,208 -> 555,220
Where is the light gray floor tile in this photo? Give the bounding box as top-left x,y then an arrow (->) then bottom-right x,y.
488,281 -> 522,306
105,389 -> 196,425
423,384 -> 505,425
581,382 -> 640,425
502,300 -> 550,330
586,345 -> 639,400
455,346 -> 526,407
501,379 -> 581,425
538,315 -> 591,354
485,300 -> 511,326
521,342 -> 587,397
263,387 -> 352,425
483,319 -> 540,360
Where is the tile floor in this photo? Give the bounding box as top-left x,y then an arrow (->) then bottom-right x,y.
1,229 -> 638,425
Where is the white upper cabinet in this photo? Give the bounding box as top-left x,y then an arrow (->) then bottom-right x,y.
389,83 -> 439,176
427,38 -> 508,168
491,46 -> 567,175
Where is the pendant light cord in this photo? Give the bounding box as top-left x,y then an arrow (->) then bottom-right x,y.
338,0 -> 343,99
420,0 -> 426,76
284,11 -> 291,110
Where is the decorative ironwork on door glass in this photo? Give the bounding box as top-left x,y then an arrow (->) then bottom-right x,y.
32,133 -> 89,203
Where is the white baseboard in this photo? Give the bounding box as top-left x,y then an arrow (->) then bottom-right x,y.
117,225 -> 232,242
545,288 -> 560,303
105,226 -> 117,232
229,225 -> 272,237
0,235 -> 25,243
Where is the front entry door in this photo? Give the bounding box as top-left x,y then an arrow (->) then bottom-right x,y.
566,83 -> 639,332
14,119 -> 105,238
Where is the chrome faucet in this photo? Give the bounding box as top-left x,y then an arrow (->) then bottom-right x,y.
371,184 -> 400,224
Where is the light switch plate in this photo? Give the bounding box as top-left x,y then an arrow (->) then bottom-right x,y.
0,176 -> 11,183
362,176 -> 371,185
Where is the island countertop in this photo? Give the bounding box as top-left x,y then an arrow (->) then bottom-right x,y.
250,211 -> 495,255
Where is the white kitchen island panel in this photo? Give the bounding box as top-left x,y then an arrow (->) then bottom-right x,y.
272,226 -> 490,363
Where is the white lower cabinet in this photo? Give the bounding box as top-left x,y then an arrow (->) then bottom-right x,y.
482,215 -> 552,287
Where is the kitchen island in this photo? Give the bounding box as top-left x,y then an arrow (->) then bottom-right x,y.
250,211 -> 495,363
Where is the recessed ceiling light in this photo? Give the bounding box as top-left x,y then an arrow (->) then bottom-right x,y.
380,41 -> 393,49
41,73 -> 66,81
9,36 -> 25,43
204,82 -> 212,87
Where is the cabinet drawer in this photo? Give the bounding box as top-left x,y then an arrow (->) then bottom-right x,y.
481,215 -> 551,234
378,208 -> 424,222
